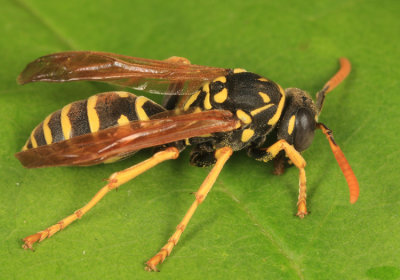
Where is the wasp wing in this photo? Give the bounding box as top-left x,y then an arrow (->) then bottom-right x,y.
15,110 -> 239,168
17,51 -> 230,95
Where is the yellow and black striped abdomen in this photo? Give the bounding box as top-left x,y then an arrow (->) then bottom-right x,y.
22,91 -> 166,150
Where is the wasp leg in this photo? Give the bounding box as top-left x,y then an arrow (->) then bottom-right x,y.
265,140 -> 307,218
249,140 -> 307,218
145,146 -> 233,272
22,147 -> 179,251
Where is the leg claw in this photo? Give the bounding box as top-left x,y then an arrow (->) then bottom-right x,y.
145,260 -> 160,272
22,232 -> 42,250
296,211 -> 309,219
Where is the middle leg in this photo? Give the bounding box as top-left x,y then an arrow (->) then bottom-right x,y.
145,146 -> 233,271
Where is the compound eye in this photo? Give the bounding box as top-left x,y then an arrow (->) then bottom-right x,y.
293,108 -> 316,151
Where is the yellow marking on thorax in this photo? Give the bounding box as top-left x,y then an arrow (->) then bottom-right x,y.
202,83 -> 212,109
87,95 -> 100,133
236,110 -> 252,124
213,76 -> 227,83
250,104 -> 274,116
183,91 -> 201,111
278,84 -> 285,96
267,88 -> 285,125
193,107 -> 202,113
288,115 -> 296,135
203,82 -> 210,94
199,133 -> 213,137
204,92 -> 212,109
118,115 -> 130,126
135,96 -> 150,120
43,114 -> 53,144
117,91 -> 130,98
30,129 -> 38,148
258,77 -> 269,82
213,88 -> 228,103
61,103 -> 72,139
233,68 -> 246,73
241,128 -> 254,142
258,91 -> 271,103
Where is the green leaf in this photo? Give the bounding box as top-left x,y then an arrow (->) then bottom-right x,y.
1,0 -> 399,279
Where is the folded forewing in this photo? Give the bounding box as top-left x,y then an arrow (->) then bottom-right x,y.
15,110 -> 239,168
18,51 -> 230,95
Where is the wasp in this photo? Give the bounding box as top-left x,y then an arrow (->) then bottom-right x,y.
16,52 -> 359,271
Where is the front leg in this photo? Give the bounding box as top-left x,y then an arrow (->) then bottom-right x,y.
248,140 -> 308,218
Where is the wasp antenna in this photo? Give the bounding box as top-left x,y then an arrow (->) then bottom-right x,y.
317,123 -> 359,204
316,58 -> 351,114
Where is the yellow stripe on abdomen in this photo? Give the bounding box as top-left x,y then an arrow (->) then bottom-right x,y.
135,96 -> 150,121
61,103 -> 72,140
87,95 -> 100,133
43,114 -> 53,144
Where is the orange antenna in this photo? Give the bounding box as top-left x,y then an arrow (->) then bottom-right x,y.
317,123 -> 359,204
316,58 -> 351,114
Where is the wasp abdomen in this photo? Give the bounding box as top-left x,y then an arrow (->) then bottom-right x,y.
22,92 -> 165,150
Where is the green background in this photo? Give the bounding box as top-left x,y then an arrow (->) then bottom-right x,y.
1,0 -> 399,279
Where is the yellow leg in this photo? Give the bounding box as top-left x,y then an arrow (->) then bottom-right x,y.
145,146 -> 233,272
22,147 -> 179,250
264,140 -> 308,218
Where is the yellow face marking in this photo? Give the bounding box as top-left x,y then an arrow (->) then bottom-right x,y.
185,138 -> 191,146
258,77 -> 269,82
204,92 -> 212,110
117,91 -> 130,98
258,92 -> 271,103
117,114 -> 130,126
250,104 -> 274,116
87,95 -> 100,133
183,91 -> 201,111
236,110 -> 252,124
30,130 -> 38,148
241,128 -> 254,142
267,88 -> 285,125
43,114 -> 53,144
135,96 -> 150,121
213,88 -> 228,103
288,115 -> 296,135
233,68 -> 246,73
61,103 -> 72,139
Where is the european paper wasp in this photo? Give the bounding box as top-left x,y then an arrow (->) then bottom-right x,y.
16,52 -> 359,271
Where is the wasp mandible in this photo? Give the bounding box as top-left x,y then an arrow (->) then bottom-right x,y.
16,52 -> 359,271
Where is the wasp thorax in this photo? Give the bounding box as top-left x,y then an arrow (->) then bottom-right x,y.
182,71 -> 286,150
